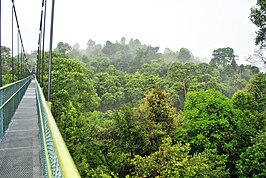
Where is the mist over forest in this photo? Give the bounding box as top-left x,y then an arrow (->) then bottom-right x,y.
1,0 -> 266,177
1,33 -> 265,177
31,35 -> 263,177
58,37 -> 217,64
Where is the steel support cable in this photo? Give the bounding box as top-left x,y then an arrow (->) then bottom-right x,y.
17,32 -> 19,80
11,3 -> 14,82
37,14 -> 42,81
48,0 -> 55,102
41,0 -> 47,86
37,37 -> 40,80
20,42 -> 22,79
37,0 -> 45,82
11,0 -> 31,73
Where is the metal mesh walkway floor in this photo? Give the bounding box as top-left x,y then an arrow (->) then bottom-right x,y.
0,80 -> 42,178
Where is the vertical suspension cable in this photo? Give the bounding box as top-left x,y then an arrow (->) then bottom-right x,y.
37,33 -> 40,80
11,1 -> 14,82
48,0 -> 55,102
0,0 -> 2,86
12,0 -> 31,75
37,40 -> 40,80
17,32 -> 19,80
20,43 -> 22,79
37,0 -> 45,82
22,49 -> 24,78
41,0 -> 47,86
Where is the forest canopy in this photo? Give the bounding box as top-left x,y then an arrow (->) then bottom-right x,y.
28,37 -> 266,177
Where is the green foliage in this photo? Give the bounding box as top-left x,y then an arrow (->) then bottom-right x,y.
95,72 -> 125,110
130,137 -> 229,178
232,78 -> 266,161
182,90 -> 238,155
177,47 -> 194,62
232,91 -> 260,150
46,39 -> 265,177
86,55 -> 112,73
250,0 -> 266,48
125,72 -> 162,103
113,105 -> 150,156
232,90 -> 258,111
163,48 -> 179,62
61,109 -> 117,177
237,131 -> 266,177
54,42 -> 72,56
44,57 -> 100,115
113,86 -> 176,156
138,86 -> 176,135
246,73 -> 266,112
138,59 -> 168,77
167,62 -> 199,109
0,45 -> 30,85
2,74 -> 13,86
209,47 -> 236,68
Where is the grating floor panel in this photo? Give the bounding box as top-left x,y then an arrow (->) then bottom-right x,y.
0,80 -> 42,178
8,119 -> 38,131
0,148 -> 33,178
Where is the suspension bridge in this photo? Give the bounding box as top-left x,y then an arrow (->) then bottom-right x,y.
0,0 -> 81,177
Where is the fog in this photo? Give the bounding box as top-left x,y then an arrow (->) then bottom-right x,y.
1,0 -> 258,62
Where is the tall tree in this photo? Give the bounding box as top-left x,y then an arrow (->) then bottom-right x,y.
250,0 -> 266,66
42,57 -> 100,116
250,0 -> 266,48
87,39 -> 96,49
183,89 -> 238,152
209,47 -> 236,68
177,47 -> 194,62
54,42 -> 72,56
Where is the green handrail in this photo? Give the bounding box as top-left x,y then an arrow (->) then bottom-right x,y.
35,78 -> 81,178
0,76 -> 32,141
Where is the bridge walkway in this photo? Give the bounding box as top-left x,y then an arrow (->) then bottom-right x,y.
0,80 -> 42,178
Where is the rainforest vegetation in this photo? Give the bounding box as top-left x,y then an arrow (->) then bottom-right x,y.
1,37 -> 266,177
34,38 -> 265,177
0,2 -> 265,177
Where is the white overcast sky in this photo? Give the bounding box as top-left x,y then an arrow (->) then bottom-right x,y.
2,0 -> 258,62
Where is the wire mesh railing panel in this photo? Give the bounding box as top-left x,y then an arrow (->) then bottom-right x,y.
36,89 -> 50,178
0,76 -> 32,141
36,86 -> 62,178
42,112 -> 62,177
35,78 -> 80,178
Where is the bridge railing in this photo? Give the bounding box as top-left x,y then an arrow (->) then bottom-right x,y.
0,76 -> 32,141
35,78 -> 81,178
